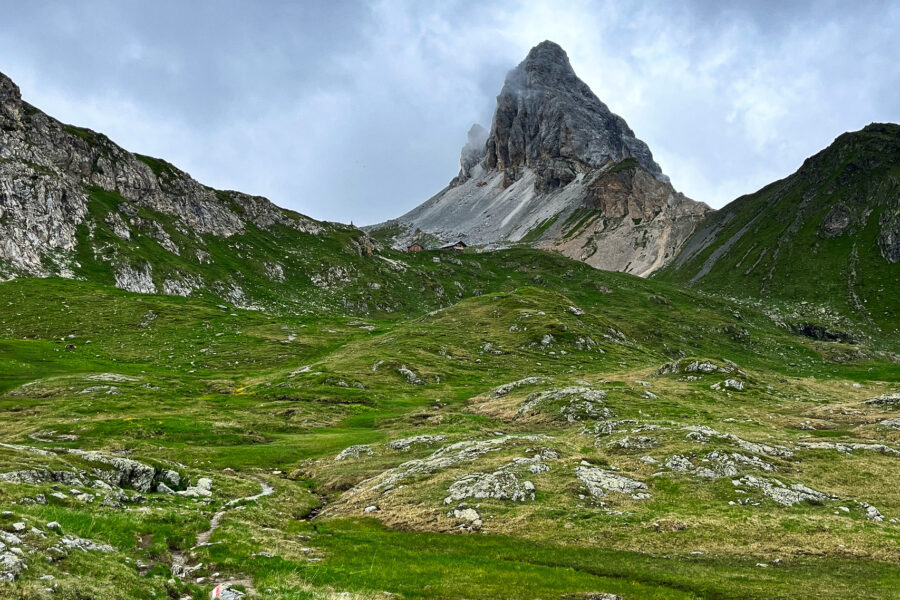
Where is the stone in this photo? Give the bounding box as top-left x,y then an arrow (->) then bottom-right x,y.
452,508 -> 483,529
575,466 -> 649,498
607,436 -> 657,450
386,435 -> 446,451
859,502 -> 884,522
398,365 -> 424,385
335,445 -> 374,461
156,482 -> 175,494
444,471 -> 536,504
177,478 -> 213,498
737,476 -> 831,506
797,441 -> 900,457
0,549 -> 26,582
346,435 -> 545,497
58,535 -> 116,553
0,469 -> 86,486
490,377 -> 546,397
866,393 -> 900,407
821,204 -> 852,237
723,379 -> 744,391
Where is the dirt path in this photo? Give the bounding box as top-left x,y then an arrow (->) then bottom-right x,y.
170,480 -> 275,596
195,480 -> 274,547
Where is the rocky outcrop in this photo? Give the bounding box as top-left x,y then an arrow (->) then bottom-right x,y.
575,466 -> 649,499
335,445 -> 374,461
516,386 -> 612,422
372,41 -> 709,277
386,435 -> 446,451
735,476 -> 832,506
444,470 -> 535,503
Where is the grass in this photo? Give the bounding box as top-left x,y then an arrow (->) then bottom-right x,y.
1,231 -> 899,600
0,267 -> 897,598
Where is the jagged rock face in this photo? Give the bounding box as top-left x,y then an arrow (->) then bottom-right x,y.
485,41 -> 665,188
373,41 -> 709,277
0,70 -> 323,287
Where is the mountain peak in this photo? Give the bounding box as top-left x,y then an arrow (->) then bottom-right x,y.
519,40 -> 576,81
485,42 -> 666,183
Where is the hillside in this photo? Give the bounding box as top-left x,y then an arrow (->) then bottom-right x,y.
371,42 -> 709,276
1,265 -> 898,599
656,123 -> 899,339
0,70 -> 385,313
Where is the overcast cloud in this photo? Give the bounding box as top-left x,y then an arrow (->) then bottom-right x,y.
1,0 -> 898,224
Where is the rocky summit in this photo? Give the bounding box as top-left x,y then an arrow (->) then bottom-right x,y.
1,38 -> 899,600
372,41 -> 709,276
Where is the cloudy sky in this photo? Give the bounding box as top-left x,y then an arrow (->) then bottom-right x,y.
2,1 -> 898,224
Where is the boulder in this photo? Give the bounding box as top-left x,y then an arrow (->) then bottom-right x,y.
444,471 -> 535,504
335,445 -> 374,461
575,466 -> 649,498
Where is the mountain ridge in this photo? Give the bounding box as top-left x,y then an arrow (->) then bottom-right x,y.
655,122 -> 900,335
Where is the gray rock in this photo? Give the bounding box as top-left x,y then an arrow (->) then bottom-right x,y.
452,507 -> 483,528
865,393 -> 900,407
683,426 -> 794,457
736,475 -> 831,506
335,445 -> 374,461
58,535 -> 115,553
455,124 -> 489,183
798,441 -> 900,457
347,435 -> 545,497
0,549 -> 26,582
444,471 -> 536,503
575,466 -> 649,498
607,436 -> 657,451
398,365 -> 424,385
517,386 -> 612,422
66,450 -> 158,492
177,477 -> 213,498
859,502 -> 884,522
0,469 -> 86,486
490,377 -> 546,397
386,435 -> 446,451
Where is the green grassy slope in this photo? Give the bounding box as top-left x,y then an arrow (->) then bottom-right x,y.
1,253 -> 898,599
655,123 -> 899,342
